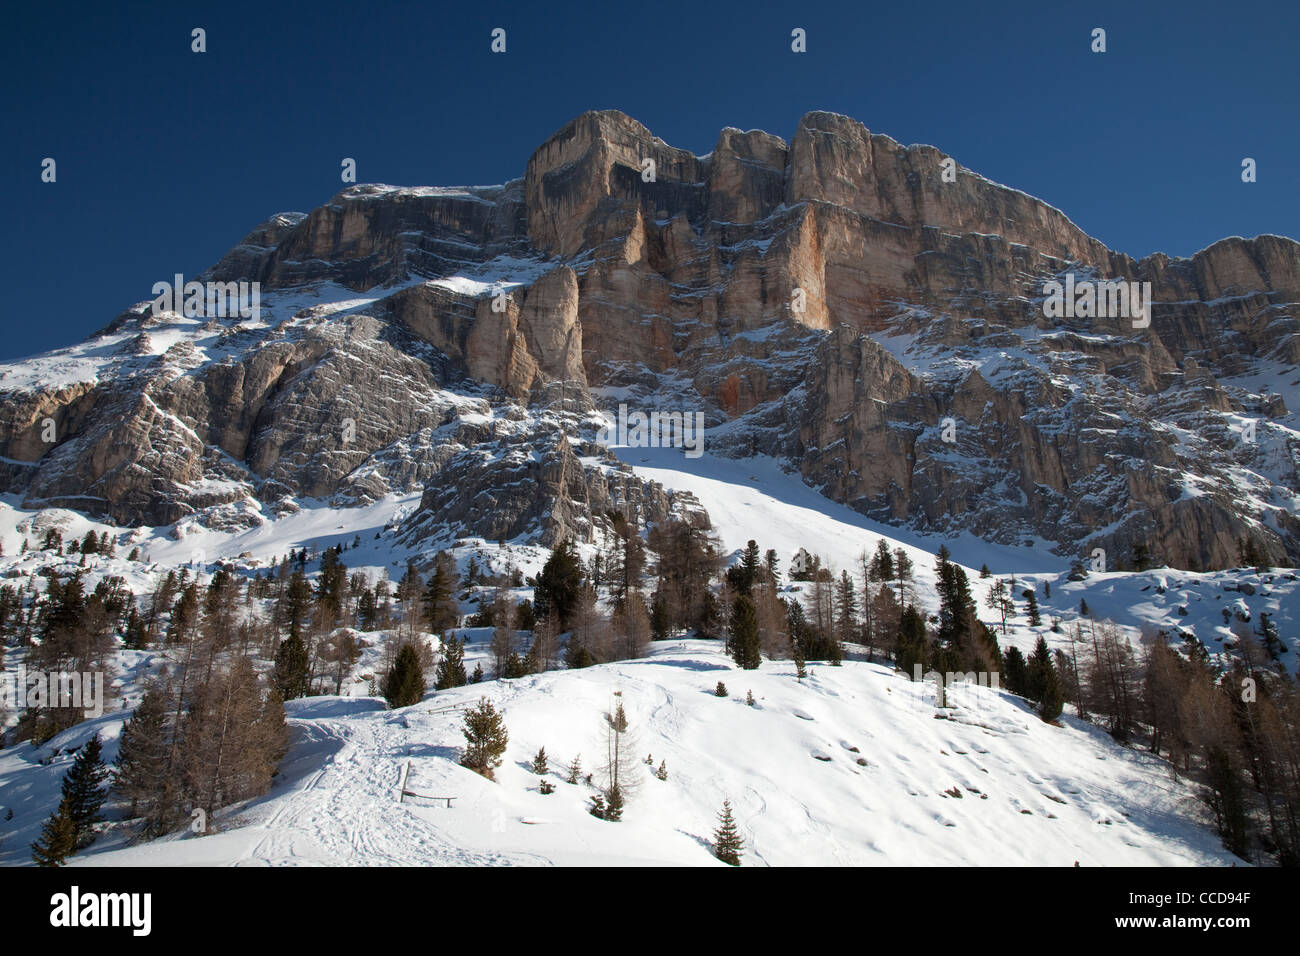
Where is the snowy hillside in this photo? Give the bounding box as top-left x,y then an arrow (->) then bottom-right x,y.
2,640 -> 1235,867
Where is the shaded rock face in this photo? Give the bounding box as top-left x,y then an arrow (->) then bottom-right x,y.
1,108 -> 1297,569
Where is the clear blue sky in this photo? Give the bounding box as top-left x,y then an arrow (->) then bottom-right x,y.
4,0 -> 1297,361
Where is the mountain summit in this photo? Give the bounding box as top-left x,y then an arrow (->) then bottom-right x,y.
2,109 -> 1297,569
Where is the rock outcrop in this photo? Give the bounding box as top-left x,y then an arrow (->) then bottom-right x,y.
1,109 -> 1297,569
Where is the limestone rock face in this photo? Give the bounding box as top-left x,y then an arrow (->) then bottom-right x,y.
1,108 -> 1297,569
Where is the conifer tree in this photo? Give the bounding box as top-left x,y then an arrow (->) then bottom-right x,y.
273,632 -> 311,701
424,552 -> 460,634
382,643 -> 426,708
712,799 -> 743,865
1028,636 -> 1063,721
604,783 -> 624,821
461,697 -> 508,779
1002,645 -> 1030,698
534,540 -> 584,629
113,686 -> 172,828
730,595 -> 761,669
31,796 -> 78,866
567,754 -> 583,785
62,734 -> 109,848
715,681 -> 728,697
531,746 -> 549,775
1025,589 -> 1042,626
434,633 -> 467,689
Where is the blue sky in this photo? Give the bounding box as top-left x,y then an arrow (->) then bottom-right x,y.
4,0 -> 1297,361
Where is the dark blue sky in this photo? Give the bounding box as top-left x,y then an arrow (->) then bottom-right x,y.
4,0 -> 1297,361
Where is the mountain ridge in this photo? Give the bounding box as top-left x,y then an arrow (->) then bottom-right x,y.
2,108 -> 1298,570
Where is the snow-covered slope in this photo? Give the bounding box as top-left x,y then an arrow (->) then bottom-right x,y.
3,640 -> 1235,867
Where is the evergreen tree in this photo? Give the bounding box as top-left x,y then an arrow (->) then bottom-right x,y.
892,548 -> 914,605
650,594 -> 671,641
868,539 -> 894,585
503,651 -> 527,678
1002,645 -> 1030,698
764,549 -> 780,585
382,643 -> 426,708
62,734 -> 109,848
434,633 -> 467,690
895,604 -> 928,676
1025,589 -> 1042,626
534,540 -> 584,629
1257,613 -> 1285,663
1028,636 -> 1063,721
112,686 -> 172,829
424,553 -> 461,634
531,746 -> 549,775
726,540 -> 762,596
604,783 -> 624,821
31,796 -> 78,866
461,697 -> 509,779
715,681 -> 728,697
567,754 -> 582,785
792,634 -> 807,680
712,799 -> 744,865
729,595 -> 762,669
272,632 -> 311,701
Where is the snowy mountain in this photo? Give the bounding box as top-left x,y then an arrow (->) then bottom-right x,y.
0,110 -> 1297,569
1,641 -> 1238,867
2,109 -> 1298,869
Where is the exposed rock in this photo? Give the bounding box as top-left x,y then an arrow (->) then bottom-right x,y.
1,108 -> 1297,569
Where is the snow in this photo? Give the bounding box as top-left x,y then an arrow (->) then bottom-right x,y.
1,640 -> 1236,867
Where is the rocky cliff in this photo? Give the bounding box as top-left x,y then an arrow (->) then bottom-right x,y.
1,109 -> 1296,569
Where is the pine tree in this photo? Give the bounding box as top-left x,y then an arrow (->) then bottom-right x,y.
567,754 -> 582,785
534,540 -> 584,629
424,553 -> 461,634
1028,636 -> 1063,721
382,643 -> 426,708
729,595 -> 761,669
1002,645 -> 1030,698
272,632 -> 310,701
461,697 -> 508,779
746,689 -> 755,707
434,633 -> 467,690
470,662 -> 483,683
62,734 -> 109,848
112,686 -> 172,830
531,746 -> 549,775
31,796 -> 78,866
715,681 -> 728,697
656,760 -> 668,780
1025,589 -> 1042,626
712,799 -> 743,865
604,783 -> 624,821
